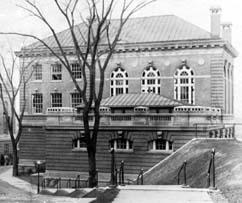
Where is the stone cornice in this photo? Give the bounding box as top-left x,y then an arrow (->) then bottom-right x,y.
16,38 -> 238,58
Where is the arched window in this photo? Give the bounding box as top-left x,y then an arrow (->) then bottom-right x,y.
141,66 -> 160,94
174,64 -> 195,104
110,66 -> 128,96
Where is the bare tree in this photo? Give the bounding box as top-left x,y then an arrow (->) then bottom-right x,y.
1,0 -> 155,186
0,50 -> 34,176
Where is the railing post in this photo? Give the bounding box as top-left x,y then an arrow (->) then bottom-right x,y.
110,148 -> 116,186
141,168 -> 144,185
115,168 -> 118,186
207,157 -> 212,188
212,148 -> 216,189
96,169 -> 99,187
121,160 -> 124,185
56,178 -> 59,190
183,160 -> 187,186
59,177 -> 61,189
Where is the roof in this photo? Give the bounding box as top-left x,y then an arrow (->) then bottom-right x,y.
100,93 -> 183,108
27,15 -> 212,49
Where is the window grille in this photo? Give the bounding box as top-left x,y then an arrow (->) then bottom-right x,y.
141,66 -> 160,94
32,93 -> 43,113
51,64 -> 62,80
71,93 -> 82,108
71,63 -> 82,79
33,64 -> 42,80
110,67 -> 128,96
51,93 -> 62,107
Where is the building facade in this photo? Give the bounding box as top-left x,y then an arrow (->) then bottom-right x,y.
17,8 -> 237,176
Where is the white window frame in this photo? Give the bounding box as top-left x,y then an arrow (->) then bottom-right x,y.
71,63 -> 82,80
148,139 -> 173,153
51,64 -> 62,81
71,92 -> 82,108
32,93 -> 43,114
141,66 -> 161,94
110,67 -> 128,96
110,138 -> 133,152
174,65 -> 195,104
33,64 -> 42,81
72,137 -> 87,151
51,93 -> 62,107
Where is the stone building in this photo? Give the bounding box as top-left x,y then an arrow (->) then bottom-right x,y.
17,7 -> 237,176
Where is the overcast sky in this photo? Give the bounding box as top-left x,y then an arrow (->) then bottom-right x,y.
0,0 -> 242,119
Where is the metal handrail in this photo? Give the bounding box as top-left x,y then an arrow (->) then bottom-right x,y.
207,148 -> 216,188
177,160 -> 187,185
119,160 -> 124,185
136,169 -> 144,185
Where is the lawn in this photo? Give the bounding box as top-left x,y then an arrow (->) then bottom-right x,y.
143,138 -> 242,203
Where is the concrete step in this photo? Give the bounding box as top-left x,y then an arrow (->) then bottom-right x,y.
113,185 -> 226,203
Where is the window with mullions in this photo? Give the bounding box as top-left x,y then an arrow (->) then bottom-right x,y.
71,63 -> 82,79
141,66 -> 161,94
110,138 -> 133,151
174,64 -> 195,104
32,93 -> 43,113
71,93 -> 82,108
110,67 -> 128,96
51,64 -> 62,80
51,93 -> 62,107
72,135 -> 86,150
33,64 -> 42,80
148,138 -> 173,151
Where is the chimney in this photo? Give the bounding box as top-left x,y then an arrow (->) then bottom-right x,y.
221,22 -> 232,43
210,6 -> 222,37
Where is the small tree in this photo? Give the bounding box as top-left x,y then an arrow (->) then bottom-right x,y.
0,51 -> 34,176
2,0 -> 155,185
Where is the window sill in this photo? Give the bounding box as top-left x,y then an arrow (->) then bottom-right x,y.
110,149 -> 134,153
148,150 -> 173,154
31,80 -> 42,83
50,80 -> 63,82
70,79 -> 82,81
72,148 -> 87,152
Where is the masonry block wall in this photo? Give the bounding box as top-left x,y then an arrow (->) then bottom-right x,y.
19,46 -> 234,115
19,126 -> 210,174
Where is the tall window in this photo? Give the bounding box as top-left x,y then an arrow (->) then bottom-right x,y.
110,67 -> 128,96
174,64 -> 195,104
71,93 -> 82,108
51,64 -> 62,80
32,93 -> 43,113
71,63 -> 82,79
33,64 -> 42,80
51,93 -> 62,107
141,66 -> 160,94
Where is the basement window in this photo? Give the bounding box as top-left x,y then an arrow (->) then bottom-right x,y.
110,138 -> 133,152
148,138 -> 173,152
72,134 -> 87,151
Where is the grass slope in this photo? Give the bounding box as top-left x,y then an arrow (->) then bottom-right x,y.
143,139 -> 242,203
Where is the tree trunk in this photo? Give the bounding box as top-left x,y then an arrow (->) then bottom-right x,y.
87,146 -> 97,187
12,144 -> 18,177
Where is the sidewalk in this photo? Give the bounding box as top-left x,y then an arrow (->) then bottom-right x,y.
113,185 -> 228,203
0,167 -> 96,203
0,166 -> 36,193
